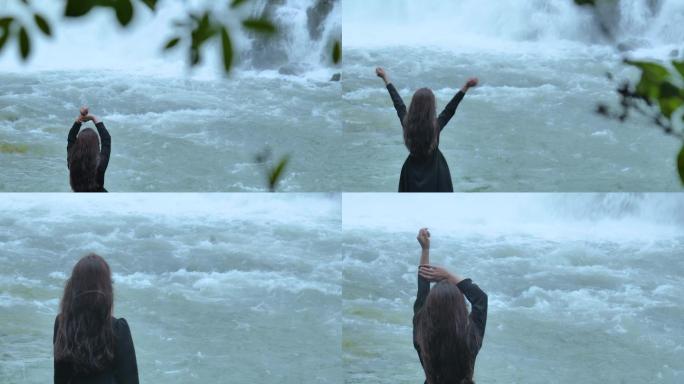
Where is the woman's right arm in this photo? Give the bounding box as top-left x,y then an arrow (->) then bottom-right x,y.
377,67 -> 407,122
53,316 -> 69,384
414,228 -> 431,314
114,318 -> 140,384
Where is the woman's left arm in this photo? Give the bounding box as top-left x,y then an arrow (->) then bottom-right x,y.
437,77 -> 478,130
114,318 -> 139,384
457,278 -> 488,339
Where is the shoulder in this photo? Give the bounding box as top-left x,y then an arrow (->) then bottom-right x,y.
112,317 -> 131,334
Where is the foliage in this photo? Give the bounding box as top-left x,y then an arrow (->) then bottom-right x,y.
255,147 -> 290,192
0,142 -> 29,154
574,0 -> 684,184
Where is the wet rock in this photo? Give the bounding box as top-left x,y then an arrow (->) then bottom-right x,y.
307,0 -> 336,40
330,73 -> 341,82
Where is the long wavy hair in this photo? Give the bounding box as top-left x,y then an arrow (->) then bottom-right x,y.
54,253 -> 115,374
403,88 -> 438,158
415,281 -> 480,384
68,128 -> 100,192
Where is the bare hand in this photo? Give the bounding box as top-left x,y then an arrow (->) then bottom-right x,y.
80,106 -> 89,116
418,265 -> 452,282
465,77 -> 478,88
417,228 -> 430,250
376,67 -> 387,81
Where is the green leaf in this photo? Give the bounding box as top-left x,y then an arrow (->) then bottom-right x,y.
0,143 -> 28,154
332,39 -> 341,64
18,26 -> 30,59
574,0 -> 595,5
0,22 -> 11,52
33,13 -> 51,36
140,0 -> 157,11
164,37 -> 181,50
230,0 -> 250,8
673,60 -> 684,79
114,0 -> 134,26
678,145 -> 684,185
658,81 -> 684,118
627,60 -> 670,101
65,0 -> 95,17
242,18 -> 276,34
220,27 -> 233,72
268,155 -> 289,192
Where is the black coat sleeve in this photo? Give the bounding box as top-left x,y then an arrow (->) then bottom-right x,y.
412,273 -> 431,371
66,122 -> 82,155
95,121 -> 111,188
386,83 -> 407,123
456,278 -> 488,340
437,91 -> 465,131
113,318 -> 139,384
53,316 -> 70,384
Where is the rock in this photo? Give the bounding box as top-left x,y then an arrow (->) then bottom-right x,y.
330,73 -> 341,82
307,0 -> 336,40
669,49 -> 679,58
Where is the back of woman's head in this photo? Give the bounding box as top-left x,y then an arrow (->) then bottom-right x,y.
54,253 -> 115,374
417,281 -> 478,384
403,88 -> 438,158
68,128 -> 100,192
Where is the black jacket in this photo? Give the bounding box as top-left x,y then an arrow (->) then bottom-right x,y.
386,83 -> 465,192
413,275 -> 488,379
67,121 -> 111,192
53,316 -> 139,384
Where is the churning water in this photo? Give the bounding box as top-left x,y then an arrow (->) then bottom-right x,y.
0,194 -> 342,383
342,0 -> 684,191
0,0 -> 342,191
343,194 -> 684,383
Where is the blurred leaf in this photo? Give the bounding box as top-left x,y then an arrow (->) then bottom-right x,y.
627,60 -> 670,101
220,27 -> 233,72
332,39 -> 341,64
114,0 -> 134,26
658,81 -> 684,118
230,0 -> 250,8
33,13 -> 51,36
574,0 -> 595,5
673,60 -> 684,79
242,18 -> 276,34
65,0 -> 95,17
0,143 -> 28,154
0,20 -> 11,52
268,155 -> 290,192
140,0 -> 157,11
20,0 -> 30,4
678,145 -> 684,184
18,26 -> 30,59
164,36 -> 181,50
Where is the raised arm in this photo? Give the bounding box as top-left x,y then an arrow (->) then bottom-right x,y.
457,279 -> 488,340
414,228 -> 431,314
437,77 -> 478,130
377,67 -> 407,123
114,318 -> 139,384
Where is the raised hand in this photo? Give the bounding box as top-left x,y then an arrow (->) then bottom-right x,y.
376,67 -> 390,85
417,227 -> 430,250
419,265 -> 456,283
465,77 -> 479,88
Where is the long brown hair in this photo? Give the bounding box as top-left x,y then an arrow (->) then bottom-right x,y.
416,281 -> 480,384
54,253 -> 115,374
68,128 -> 100,192
403,88 -> 438,158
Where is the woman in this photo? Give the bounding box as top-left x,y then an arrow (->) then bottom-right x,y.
67,107 -> 111,192
376,68 -> 478,192
54,253 -> 139,383
413,228 -> 487,384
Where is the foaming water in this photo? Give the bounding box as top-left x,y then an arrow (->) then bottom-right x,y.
343,194 -> 684,383
0,194 -> 341,383
0,0 -> 342,191
341,0 -> 683,191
